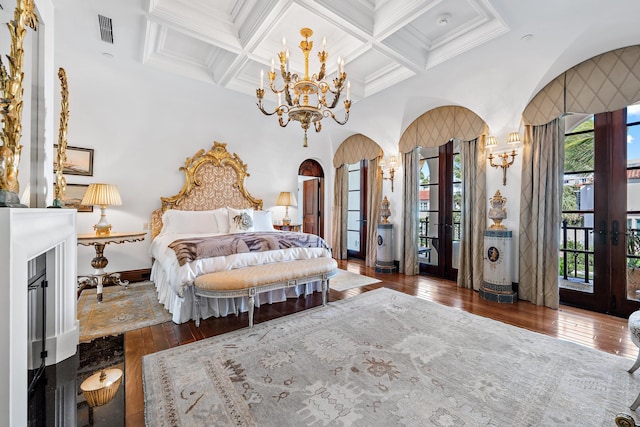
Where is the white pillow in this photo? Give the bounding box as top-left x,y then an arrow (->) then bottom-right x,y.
253,210 -> 275,232
160,209 -> 219,235
212,207 -> 229,234
227,207 -> 254,233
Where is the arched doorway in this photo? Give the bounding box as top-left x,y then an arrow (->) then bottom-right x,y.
298,159 -> 324,238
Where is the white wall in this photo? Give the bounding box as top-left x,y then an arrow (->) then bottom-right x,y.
53,33 -> 335,274
48,0 -> 640,276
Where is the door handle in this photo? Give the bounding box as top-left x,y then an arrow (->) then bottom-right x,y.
598,220 -> 607,245
611,220 -> 619,246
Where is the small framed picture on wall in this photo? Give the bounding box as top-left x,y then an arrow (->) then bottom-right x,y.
54,145 -> 94,176
63,184 -> 93,212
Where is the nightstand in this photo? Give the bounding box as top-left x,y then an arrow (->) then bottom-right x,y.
77,231 -> 146,301
273,224 -> 302,232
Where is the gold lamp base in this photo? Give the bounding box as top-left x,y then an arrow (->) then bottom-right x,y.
93,205 -> 113,236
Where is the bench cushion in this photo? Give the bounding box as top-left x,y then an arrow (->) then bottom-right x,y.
194,257 -> 338,291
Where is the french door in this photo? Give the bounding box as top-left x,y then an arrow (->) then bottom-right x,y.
418,140 -> 460,280
347,160 -> 368,259
302,178 -> 322,237
560,105 -> 640,316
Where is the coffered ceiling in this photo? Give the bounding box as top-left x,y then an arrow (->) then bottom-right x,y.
141,0 -> 508,102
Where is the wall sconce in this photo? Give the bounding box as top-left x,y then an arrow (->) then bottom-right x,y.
487,132 -> 520,186
379,155 -> 399,192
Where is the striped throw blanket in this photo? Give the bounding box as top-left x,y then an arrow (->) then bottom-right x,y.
168,231 -> 330,266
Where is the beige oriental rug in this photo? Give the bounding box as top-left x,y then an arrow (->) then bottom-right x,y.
330,268 -> 382,292
78,281 -> 171,343
142,288 -> 639,426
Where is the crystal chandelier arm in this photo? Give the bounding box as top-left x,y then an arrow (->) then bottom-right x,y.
256,101 -> 280,116
257,99 -> 291,118
317,61 -> 326,81
322,77 -> 346,108
278,50 -> 288,79
326,89 -> 343,109
278,108 -> 291,127
322,107 -> 350,126
284,83 -> 293,106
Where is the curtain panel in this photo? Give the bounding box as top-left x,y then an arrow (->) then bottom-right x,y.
518,118 -> 565,309
332,164 -> 348,259
400,148 -> 419,275
366,157 -> 383,267
457,136 -> 487,290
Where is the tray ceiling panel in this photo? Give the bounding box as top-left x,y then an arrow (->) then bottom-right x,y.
142,0 -> 508,100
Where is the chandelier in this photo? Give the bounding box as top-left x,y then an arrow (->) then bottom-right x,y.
256,28 -> 351,147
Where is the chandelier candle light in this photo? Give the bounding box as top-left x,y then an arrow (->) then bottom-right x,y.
256,28 -> 351,147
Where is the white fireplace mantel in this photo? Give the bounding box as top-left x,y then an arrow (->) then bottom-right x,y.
0,208 -> 79,427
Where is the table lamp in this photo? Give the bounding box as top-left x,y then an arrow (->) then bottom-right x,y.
276,191 -> 297,225
81,183 -> 122,236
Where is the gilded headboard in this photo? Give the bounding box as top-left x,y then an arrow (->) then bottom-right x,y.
150,141 -> 263,239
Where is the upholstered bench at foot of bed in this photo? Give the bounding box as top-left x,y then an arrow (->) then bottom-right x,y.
192,257 -> 338,328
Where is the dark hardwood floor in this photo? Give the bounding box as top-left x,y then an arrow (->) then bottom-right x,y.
123,259 -> 637,426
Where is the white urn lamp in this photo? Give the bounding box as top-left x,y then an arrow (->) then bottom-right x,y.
81,183 -> 122,236
276,191 -> 297,225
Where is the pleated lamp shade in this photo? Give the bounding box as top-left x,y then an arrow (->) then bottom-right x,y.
276,191 -> 297,207
80,368 -> 123,407
81,183 -> 122,207
81,183 -> 122,236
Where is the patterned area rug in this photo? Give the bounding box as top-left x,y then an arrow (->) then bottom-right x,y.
142,288 -> 638,426
78,281 -> 171,342
330,269 -> 382,292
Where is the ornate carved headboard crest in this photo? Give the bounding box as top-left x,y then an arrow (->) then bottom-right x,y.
151,141 -> 263,239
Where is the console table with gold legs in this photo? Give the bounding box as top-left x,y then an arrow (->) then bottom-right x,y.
77,231 -> 146,302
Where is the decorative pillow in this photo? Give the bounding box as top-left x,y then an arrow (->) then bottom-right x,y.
227,208 -> 254,233
160,209 -> 219,235
212,207 -> 229,234
253,210 -> 275,232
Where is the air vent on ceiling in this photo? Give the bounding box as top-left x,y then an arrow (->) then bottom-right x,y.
98,14 -> 114,44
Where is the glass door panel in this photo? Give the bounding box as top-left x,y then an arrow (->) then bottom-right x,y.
452,141 -> 461,270
347,161 -> 366,259
560,115 -> 595,297
418,140 -> 459,280
419,147 -> 439,267
625,104 -> 640,303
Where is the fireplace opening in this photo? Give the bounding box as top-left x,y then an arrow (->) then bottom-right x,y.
27,252 -> 47,394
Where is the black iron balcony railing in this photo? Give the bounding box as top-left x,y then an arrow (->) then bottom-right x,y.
560,219 -> 640,284
560,219 -> 593,283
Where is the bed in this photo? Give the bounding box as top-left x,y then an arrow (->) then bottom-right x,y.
149,141 -> 332,324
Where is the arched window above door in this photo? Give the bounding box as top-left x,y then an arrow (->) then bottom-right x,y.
523,45 -> 640,126
333,134 -> 383,167
399,106 -> 488,153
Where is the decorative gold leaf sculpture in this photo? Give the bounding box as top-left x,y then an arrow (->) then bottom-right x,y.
0,0 -> 38,205
52,68 -> 69,207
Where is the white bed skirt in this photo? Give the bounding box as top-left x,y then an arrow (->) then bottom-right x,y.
151,262 -> 323,324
